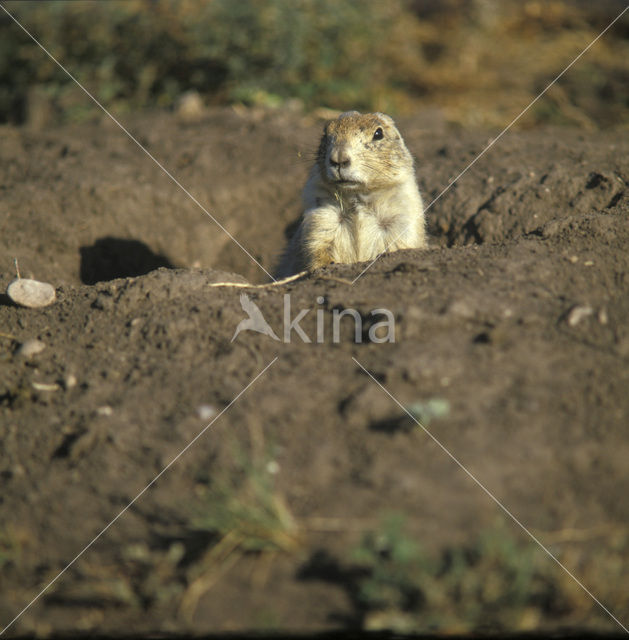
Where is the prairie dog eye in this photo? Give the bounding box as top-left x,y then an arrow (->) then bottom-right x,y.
372,127 -> 384,141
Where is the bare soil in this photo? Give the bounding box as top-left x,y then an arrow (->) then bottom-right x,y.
0,107 -> 628,638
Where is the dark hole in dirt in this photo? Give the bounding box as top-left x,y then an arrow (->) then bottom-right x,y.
79,237 -> 175,285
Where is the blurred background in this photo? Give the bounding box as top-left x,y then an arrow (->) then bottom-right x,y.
1,0 -> 628,129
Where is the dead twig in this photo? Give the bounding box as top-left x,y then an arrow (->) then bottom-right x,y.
209,271 -> 309,289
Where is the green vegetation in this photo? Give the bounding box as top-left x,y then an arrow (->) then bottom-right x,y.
1,0 -> 628,127
192,442 -> 299,554
351,514 -> 629,633
180,439 -> 300,620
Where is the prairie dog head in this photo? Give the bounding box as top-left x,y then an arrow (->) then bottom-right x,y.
317,111 -> 414,192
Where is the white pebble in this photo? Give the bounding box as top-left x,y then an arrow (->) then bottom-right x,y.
7,278 -> 56,308
567,305 -> 593,327
266,460 -> 280,475
197,404 -> 217,421
17,338 -> 46,358
96,406 -> 113,416
32,381 -> 59,392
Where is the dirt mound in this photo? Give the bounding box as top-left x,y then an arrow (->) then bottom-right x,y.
0,108 -> 628,637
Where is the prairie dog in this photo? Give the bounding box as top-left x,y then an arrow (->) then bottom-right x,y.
276,111 -> 426,278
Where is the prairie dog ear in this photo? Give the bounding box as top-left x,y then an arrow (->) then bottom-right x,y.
375,112 -> 395,126
338,110 -> 361,119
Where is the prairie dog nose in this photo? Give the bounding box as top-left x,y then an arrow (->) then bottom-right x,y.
329,144 -> 351,168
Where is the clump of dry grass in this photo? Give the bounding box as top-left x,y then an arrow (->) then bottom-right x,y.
180,435 -> 300,620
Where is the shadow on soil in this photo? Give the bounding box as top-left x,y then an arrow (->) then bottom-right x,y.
79,236 -> 174,284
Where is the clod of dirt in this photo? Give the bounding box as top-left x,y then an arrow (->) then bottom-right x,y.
6,277 -> 56,308
16,338 -> 46,358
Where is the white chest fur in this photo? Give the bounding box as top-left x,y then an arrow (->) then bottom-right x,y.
303,178 -> 424,265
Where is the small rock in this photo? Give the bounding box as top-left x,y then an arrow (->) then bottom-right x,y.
266,460 -> 280,475
197,404 -> 217,421
7,278 -> 56,308
32,381 -> 60,392
176,91 -> 205,122
64,374 -> 78,389
16,338 -> 46,358
566,305 -> 593,327
598,308 -> 609,325
96,406 -> 113,417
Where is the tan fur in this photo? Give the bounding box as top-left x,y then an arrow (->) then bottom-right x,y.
276,111 -> 426,278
